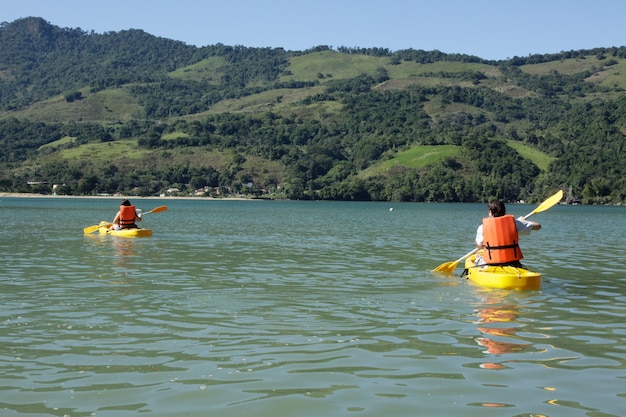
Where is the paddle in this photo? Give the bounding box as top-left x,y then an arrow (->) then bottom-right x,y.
432,190 -> 564,273
139,205 -> 168,216
432,247 -> 480,274
83,205 -> 168,234
83,221 -> 112,234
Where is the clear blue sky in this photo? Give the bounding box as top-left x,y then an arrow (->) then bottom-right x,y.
4,0 -> 626,60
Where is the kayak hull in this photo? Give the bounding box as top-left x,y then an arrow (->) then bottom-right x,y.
97,222 -> 152,238
464,254 -> 541,290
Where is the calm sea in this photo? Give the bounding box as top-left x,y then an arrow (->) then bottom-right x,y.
1,196 -> 625,417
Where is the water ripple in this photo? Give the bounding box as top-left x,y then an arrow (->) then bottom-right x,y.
1,199 -> 625,416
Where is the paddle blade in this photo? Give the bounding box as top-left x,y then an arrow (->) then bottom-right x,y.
525,190 -> 564,218
143,205 -> 168,215
433,248 -> 478,273
83,224 -> 100,234
432,260 -> 460,274
83,221 -> 111,234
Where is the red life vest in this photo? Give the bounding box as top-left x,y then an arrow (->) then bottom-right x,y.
482,214 -> 523,264
119,205 -> 137,228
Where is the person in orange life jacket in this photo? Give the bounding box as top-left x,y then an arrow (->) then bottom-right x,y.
110,199 -> 142,230
474,199 -> 540,266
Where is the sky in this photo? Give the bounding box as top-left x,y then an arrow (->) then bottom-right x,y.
3,0 -> 626,60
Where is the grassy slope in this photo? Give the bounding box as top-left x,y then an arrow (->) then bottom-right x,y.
169,56 -> 225,84
522,56 -> 626,90
360,145 -> 462,178
360,139 -> 554,177
39,136 -> 76,150
58,139 -> 147,161
42,139 -> 286,185
13,88 -> 143,123
506,140 -> 555,171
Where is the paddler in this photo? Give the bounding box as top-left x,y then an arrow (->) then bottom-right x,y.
474,199 -> 541,266
110,199 -> 142,230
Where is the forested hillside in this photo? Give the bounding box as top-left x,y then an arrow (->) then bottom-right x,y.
1,17 -> 624,203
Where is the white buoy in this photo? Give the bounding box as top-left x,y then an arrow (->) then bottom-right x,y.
389,207 -> 394,212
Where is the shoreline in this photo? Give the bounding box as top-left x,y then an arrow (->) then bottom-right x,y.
0,192 -> 258,201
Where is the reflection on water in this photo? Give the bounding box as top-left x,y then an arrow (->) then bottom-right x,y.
473,292 -> 531,370
1,198 -> 625,417
478,306 -> 525,354
111,236 -> 138,269
84,234 -> 135,273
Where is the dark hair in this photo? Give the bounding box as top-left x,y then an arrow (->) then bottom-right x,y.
488,199 -> 506,217
121,199 -> 131,206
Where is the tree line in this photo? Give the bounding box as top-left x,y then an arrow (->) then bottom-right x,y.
2,81 -> 624,203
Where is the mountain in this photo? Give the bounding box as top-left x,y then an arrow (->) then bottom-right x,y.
1,17 -> 624,203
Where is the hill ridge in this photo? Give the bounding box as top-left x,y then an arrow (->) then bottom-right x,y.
0,17 -> 624,204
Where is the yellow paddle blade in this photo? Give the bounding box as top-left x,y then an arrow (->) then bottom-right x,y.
143,205 -> 168,215
433,248 -> 479,274
433,260 -> 461,273
83,224 -> 100,234
526,190 -> 563,218
150,205 -> 168,213
83,221 -> 111,234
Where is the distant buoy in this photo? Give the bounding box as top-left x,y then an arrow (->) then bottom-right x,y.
389,207 -> 394,212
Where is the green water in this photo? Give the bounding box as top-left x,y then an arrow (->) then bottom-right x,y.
1,197 -> 625,416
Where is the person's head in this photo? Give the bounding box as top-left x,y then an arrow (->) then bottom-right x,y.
488,200 -> 506,217
121,199 -> 131,206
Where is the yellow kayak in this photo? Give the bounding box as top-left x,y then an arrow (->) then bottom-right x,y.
464,253 -> 541,290
96,222 -> 152,238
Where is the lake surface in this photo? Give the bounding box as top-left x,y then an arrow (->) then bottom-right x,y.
1,196 -> 625,417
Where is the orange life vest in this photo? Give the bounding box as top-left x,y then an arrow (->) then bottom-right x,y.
119,205 -> 137,228
482,214 -> 523,264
